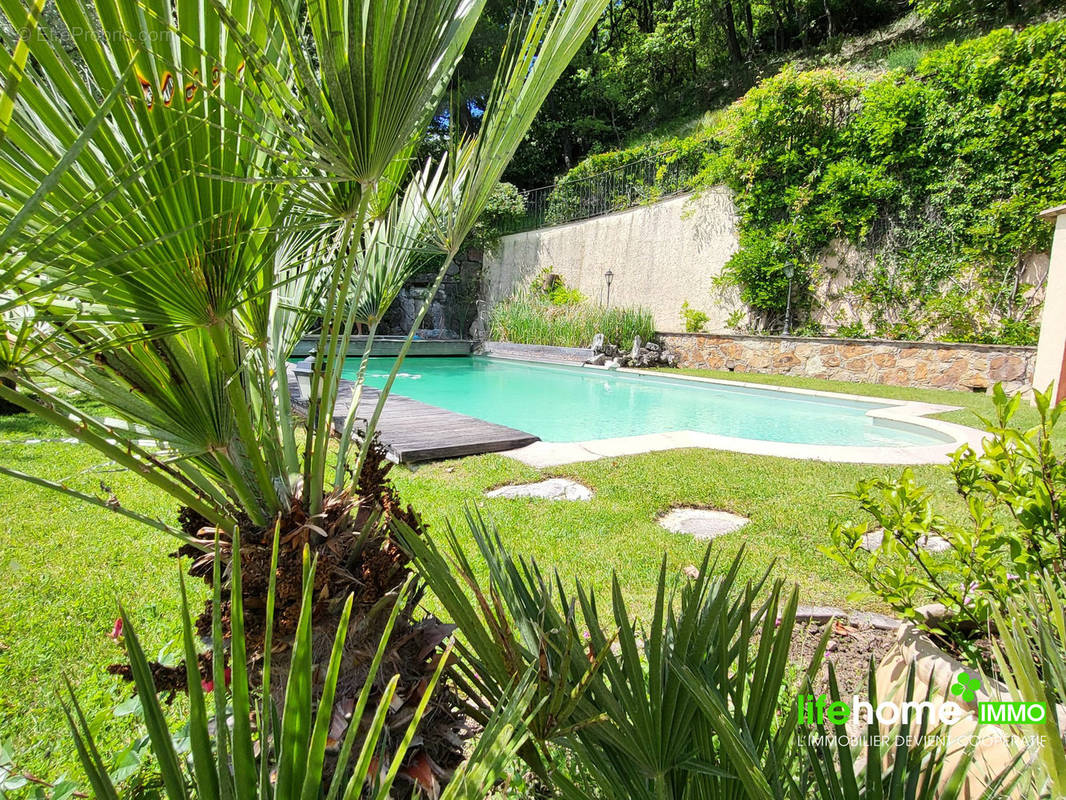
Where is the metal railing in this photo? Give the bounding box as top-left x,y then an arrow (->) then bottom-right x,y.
502,146 -> 704,235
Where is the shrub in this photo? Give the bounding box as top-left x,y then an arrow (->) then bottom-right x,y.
543,131 -> 716,225
716,228 -> 817,330
680,301 -> 709,332
706,68 -> 862,330
395,514 -> 1000,798
834,321 -> 869,338
915,0 -> 1051,30
548,284 -> 584,305
825,384 -> 1066,655
64,535 -> 533,800
530,268 -> 585,305
468,181 -> 527,247
488,292 -> 654,349
993,576 -> 1066,797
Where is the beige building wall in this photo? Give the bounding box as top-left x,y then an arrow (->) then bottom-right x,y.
481,188 -> 741,332
1033,206 -> 1066,402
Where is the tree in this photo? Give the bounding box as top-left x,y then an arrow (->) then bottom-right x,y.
496,0 -> 910,188
0,0 -> 605,789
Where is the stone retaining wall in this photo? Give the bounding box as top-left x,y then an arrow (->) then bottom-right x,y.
659,333 -> 1036,394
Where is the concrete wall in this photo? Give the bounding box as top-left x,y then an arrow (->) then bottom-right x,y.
661,333 -> 1036,394
481,189 -> 739,331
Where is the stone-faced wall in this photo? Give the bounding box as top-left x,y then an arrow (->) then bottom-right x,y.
381,249 -> 483,338
659,333 -> 1036,394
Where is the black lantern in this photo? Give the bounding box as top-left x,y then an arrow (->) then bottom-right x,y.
605,269 -> 614,308
782,263 -> 795,335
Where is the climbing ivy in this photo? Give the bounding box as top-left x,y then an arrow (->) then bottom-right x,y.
706,21 -> 1066,343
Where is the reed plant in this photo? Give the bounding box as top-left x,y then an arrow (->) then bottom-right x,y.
488,293 -> 655,348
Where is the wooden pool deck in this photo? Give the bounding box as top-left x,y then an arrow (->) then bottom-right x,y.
288,371 -> 538,463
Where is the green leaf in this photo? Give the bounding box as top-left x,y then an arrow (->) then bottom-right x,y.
117,603 -> 190,799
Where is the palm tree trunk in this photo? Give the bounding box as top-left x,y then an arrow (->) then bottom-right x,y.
179,447 -> 467,795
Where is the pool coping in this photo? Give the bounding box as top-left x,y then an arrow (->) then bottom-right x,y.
491,360 -> 987,468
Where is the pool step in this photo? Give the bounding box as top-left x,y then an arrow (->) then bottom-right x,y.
288,369 -> 539,463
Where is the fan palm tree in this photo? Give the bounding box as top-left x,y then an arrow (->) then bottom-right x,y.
0,0 -> 604,789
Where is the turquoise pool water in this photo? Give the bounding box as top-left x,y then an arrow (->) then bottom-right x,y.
347,356 -> 949,447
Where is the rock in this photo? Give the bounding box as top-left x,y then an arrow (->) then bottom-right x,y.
399,295 -> 419,330
861,529 -> 950,554
586,353 -> 607,366
658,508 -> 749,540
604,358 -> 622,369
604,343 -> 619,357
428,301 -> 446,330
630,335 -> 642,360
590,333 -> 605,353
918,535 -> 951,554
844,356 -> 868,372
418,328 -> 460,340
645,341 -> 661,353
859,529 -> 882,551
485,478 -> 593,501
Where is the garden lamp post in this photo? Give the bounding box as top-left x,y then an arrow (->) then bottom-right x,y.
605,269 -> 614,308
782,263 -> 795,335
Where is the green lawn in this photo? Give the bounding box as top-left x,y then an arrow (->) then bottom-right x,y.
0,371 -> 1045,787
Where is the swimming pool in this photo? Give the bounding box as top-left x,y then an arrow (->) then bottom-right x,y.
345,355 -> 958,449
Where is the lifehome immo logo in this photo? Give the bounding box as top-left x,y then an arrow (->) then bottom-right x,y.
797,671 -> 1047,729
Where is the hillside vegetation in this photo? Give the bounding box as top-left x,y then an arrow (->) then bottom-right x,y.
540,16 -> 1066,345
491,0 -> 1060,187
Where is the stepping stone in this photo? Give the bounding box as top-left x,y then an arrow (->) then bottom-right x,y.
485,478 -> 593,501
795,605 -> 847,623
860,529 -> 950,553
848,611 -> 901,631
658,508 -> 749,540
